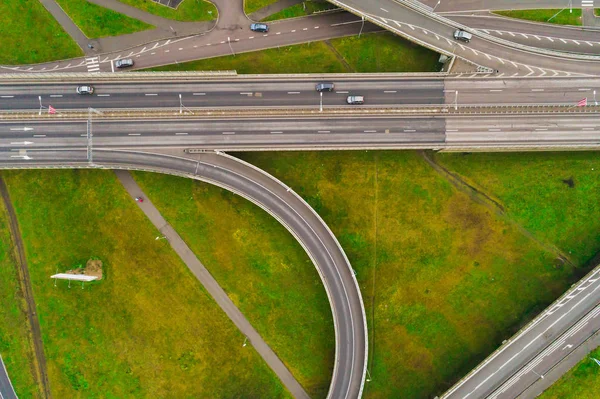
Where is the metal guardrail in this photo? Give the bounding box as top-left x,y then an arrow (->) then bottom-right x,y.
1,104 -> 598,120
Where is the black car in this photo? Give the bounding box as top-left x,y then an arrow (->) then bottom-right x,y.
250,23 -> 269,33
316,82 -> 335,92
115,58 -> 134,68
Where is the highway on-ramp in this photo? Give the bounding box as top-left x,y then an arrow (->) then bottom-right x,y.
0,148 -> 368,399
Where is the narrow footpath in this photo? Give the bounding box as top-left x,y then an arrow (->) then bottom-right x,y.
114,170 -> 310,399
0,178 -> 52,399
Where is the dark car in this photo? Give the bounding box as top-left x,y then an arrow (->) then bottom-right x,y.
76,85 -> 94,95
250,23 -> 269,33
115,58 -> 134,68
316,82 -> 335,92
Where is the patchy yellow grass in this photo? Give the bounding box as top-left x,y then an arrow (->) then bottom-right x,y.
3,170 -> 290,398
132,171 -> 334,398
238,151 -> 582,398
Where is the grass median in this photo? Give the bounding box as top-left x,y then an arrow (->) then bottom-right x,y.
0,0 -> 83,65
117,0 -> 217,22
235,150 -> 597,398
262,1 -> 338,21
56,0 -> 154,38
245,0 -> 279,15
539,347 -> 600,399
132,172 -> 334,397
494,9 -> 582,26
146,31 -> 442,73
2,170 -> 290,398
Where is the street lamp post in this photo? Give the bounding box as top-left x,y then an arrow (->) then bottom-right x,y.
433,0 -> 441,12
179,94 -> 183,114
532,370 -> 544,379
227,37 -> 235,56
243,337 -> 248,347
359,16 -> 365,38
594,90 -> 597,106
38,96 -> 43,116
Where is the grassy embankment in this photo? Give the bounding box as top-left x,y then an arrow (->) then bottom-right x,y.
539,347 -> 600,399
134,150 -> 600,398
117,0 -> 217,21
133,172 -> 334,397
245,0 -> 279,15
2,170 -> 290,399
56,0 -> 154,38
0,194 -> 41,398
494,9 -> 583,26
436,152 -> 600,266
147,31 -> 442,73
238,151 -> 600,398
262,1 -> 339,21
0,0 -> 82,65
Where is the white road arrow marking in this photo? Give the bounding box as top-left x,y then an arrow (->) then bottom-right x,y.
10,141 -> 34,145
10,155 -> 31,160
9,127 -> 33,131
562,344 -> 573,350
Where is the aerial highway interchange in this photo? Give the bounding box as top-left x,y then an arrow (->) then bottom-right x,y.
1,0 -> 600,398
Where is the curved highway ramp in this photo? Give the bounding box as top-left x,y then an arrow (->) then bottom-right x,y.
0,149 -> 368,399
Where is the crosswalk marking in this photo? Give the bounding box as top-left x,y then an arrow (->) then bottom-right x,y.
582,0 -> 594,7
86,56 -> 100,72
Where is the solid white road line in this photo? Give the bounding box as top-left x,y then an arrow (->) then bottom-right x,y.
384,90 -> 397,93
145,93 -> 158,96
193,93 -> 206,96
49,95 -> 63,97
337,91 -> 349,94
128,133 -> 141,136
270,131 -> 283,134
0,96 -> 14,98
175,132 -> 188,135
287,92 -> 300,94
97,94 -> 110,97
222,132 -> 235,135
33,135 -> 46,137
318,130 -> 330,133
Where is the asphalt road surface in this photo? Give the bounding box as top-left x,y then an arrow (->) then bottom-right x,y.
3,76 -> 600,111
0,148 -> 369,399
0,355 -> 17,399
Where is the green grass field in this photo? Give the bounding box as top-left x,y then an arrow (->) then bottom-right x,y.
539,347 -> 600,399
0,0 -> 83,65
56,0 -> 154,38
132,172 -> 334,397
147,32 -> 441,73
2,170 -> 290,399
436,152 -> 600,266
236,151 -> 591,398
494,9 -> 582,26
262,1 -> 338,21
117,0 -> 217,21
245,0 -> 279,15
0,195 -> 41,399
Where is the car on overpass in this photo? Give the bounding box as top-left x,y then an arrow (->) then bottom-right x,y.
76,85 -> 94,95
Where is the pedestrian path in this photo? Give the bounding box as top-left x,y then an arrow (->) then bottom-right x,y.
114,170 -> 309,399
